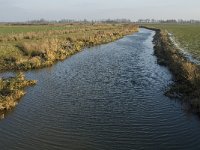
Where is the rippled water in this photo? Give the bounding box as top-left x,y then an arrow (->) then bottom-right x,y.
1,28 -> 200,150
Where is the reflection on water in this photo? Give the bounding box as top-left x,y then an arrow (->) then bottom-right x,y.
0,29 -> 200,150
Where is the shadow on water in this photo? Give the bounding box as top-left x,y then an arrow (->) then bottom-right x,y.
0,28 -> 200,150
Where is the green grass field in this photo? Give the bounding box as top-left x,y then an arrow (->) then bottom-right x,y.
144,24 -> 200,60
0,25 -> 66,35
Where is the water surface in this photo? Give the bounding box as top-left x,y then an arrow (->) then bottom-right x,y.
1,28 -> 200,150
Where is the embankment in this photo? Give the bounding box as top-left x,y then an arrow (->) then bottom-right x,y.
141,26 -> 200,113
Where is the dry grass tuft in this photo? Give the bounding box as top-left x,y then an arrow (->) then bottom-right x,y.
0,72 -> 37,112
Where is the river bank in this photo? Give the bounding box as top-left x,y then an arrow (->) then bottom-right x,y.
141,26 -> 200,114
0,24 -> 138,71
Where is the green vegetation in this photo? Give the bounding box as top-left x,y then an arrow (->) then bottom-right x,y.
143,24 -> 200,60
0,72 -> 36,117
0,24 -> 73,35
0,24 -> 138,71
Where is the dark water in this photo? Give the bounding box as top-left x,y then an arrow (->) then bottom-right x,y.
1,28 -> 200,150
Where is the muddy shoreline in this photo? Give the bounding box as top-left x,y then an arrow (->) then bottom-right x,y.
141,26 -> 200,114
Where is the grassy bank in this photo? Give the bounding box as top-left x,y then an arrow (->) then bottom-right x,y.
143,26 -> 200,113
0,72 -> 36,118
0,24 -> 138,71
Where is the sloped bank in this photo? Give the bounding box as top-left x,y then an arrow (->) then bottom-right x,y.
141,26 -> 200,114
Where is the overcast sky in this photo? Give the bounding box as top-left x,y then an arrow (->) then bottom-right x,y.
0,0 -> 199,22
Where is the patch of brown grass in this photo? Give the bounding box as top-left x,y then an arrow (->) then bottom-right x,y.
0,72 -> 37,112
